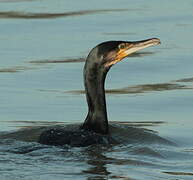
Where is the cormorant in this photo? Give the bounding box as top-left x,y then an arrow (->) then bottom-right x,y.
39,38 -> 160,146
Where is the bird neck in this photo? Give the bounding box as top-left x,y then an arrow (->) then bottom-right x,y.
82,63 -> 109,134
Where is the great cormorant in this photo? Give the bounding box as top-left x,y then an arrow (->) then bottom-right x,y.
39,38 -> 161,146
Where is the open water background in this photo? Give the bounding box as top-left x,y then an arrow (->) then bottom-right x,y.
0,0 -> 193,179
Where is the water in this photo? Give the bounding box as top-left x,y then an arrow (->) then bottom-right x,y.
0,0 -> 193,179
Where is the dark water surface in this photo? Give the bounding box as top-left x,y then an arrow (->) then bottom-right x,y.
1,0 -> 193,179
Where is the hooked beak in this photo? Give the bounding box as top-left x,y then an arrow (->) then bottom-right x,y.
123,38 -> 161,56
106,38 -> 161,67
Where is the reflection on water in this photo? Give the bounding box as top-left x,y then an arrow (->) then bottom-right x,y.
0,9 -> 127,19
174,77 -> 193,82
83,152 -> 111,179
29,58 -> 85,64
163,171 -> 193,176
0,66 -> 36,73
0,0 -> 34,2
66,82 -> 193,95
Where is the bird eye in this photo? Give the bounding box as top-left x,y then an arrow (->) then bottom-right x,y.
118,44 -> 125,49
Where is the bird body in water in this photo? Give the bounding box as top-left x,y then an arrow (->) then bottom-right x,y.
39,38 -> 161,146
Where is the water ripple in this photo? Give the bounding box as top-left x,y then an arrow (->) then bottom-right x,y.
66,82 -> 193,95
0,9 -> 128,19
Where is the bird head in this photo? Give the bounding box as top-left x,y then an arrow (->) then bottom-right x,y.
86,38 -> 160,72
